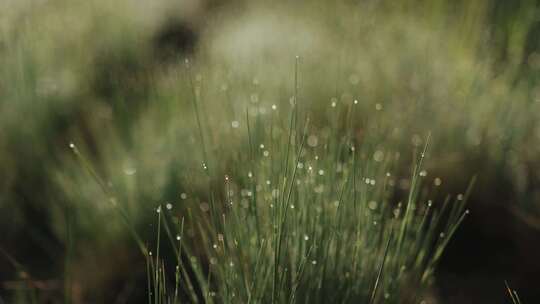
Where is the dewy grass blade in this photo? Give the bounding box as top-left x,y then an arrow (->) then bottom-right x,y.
369,229 -> 393,304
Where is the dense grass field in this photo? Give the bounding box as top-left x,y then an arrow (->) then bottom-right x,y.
1,0 -> 540,303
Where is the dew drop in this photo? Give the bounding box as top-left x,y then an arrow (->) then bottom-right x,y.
307,135 -> 319,147
373,150 -> 384,162
123,166 -> 137,175
200,202 -> 210,212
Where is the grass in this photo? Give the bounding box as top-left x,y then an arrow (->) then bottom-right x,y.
67,59 -> 474,304
1,0 -> 540,302
505,281 -> 523,304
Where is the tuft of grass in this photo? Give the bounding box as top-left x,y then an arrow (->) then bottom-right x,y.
75,59 -> 473,303
141,113 -> 471,303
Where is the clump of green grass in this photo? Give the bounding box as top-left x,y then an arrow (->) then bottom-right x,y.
143,115 -> 470,303
72,59 -> 474,304
2,1 -> 539,302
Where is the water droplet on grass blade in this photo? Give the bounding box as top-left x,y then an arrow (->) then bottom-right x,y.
123,166 -> 137,175
373,150 -> 384,162
307,135 -> 318,147
200,202 -> 210,212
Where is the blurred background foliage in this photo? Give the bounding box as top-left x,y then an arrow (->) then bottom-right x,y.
1,0 -> 540,302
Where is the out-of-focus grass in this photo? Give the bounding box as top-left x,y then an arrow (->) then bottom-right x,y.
1,0 -> 540,302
